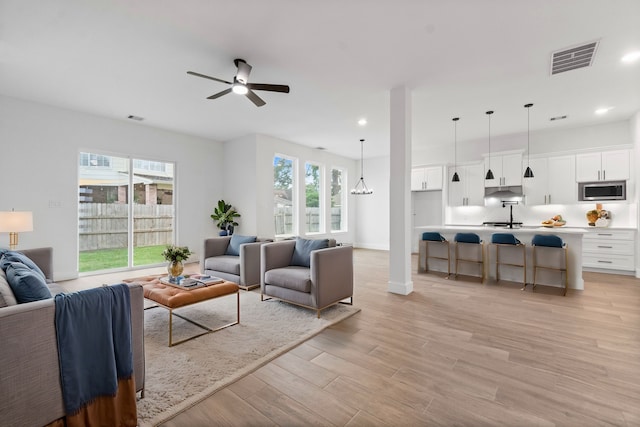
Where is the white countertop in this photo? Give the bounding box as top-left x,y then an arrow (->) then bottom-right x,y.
417,225 -> 588,235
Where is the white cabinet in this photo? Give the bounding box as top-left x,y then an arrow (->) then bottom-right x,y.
575,150 -> 630,182
411,166 -> 443,191
484,153 -> 522,187
448,164 -> 485,206
582,229 -> 635,272
523,155 -> 576,205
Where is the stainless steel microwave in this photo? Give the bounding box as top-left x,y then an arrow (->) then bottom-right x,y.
579,181 -> 626,201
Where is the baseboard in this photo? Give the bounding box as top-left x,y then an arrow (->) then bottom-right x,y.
387,280 -> 413,295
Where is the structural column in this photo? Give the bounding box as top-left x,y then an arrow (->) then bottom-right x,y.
388,86 -> 413,295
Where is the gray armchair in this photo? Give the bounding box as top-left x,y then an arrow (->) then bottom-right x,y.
201,235 -> 271,290
260,239 -> 353,318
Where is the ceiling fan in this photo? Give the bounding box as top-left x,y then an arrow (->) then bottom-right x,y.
187,58 -> 290,107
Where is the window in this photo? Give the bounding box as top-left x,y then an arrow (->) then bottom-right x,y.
78,152 -> 175,273
331,167 -> 347,231
80,153 -> 111,167
133,159 -> 167,173
305,162 -> 323,233
273,155 -> 296,237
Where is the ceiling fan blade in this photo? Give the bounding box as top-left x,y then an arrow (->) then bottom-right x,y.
245,90 -> 266,107
248,83 -> 290,93
187,71 -> 231,85
235,59 -> 252,84
207,88 -> 232,99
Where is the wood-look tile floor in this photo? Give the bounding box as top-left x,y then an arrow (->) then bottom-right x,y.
68,249 -> 640,426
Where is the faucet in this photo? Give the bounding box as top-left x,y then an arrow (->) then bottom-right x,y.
502,201 -> 518,229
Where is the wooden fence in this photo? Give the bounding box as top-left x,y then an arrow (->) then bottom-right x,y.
78,203 -> 174,251
274,207 -> 343,235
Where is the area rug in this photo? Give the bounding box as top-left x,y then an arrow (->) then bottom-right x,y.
127,278 -> 360,426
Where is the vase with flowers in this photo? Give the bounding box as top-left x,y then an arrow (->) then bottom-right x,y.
162,245 -> 192,280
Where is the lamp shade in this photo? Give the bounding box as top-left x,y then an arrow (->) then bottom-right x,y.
0,211 -> 33,232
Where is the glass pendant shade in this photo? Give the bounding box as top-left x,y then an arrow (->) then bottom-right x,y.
524,103 -> 534,178
485,110 -> 494,181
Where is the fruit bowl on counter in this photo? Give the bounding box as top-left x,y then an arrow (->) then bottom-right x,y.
541,215 -> 566,228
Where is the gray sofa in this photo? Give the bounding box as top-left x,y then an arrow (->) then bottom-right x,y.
260,239 -> 353,317
201,236 -> 271,290
0,247 -> 145,427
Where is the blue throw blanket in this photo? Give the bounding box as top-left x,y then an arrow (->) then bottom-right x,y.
54,284 -> 133,415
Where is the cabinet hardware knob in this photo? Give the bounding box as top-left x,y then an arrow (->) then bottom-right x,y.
597,260 -> 613,264
597,245 -> 613,248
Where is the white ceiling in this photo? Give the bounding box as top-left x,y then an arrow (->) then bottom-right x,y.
1,0 -> 639,159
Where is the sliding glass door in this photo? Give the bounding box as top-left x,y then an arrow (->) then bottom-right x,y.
78,152 -> 175,273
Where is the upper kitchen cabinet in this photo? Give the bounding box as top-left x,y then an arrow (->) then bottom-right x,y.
575,149 -> 630,182
484,153 -> 522,188
523,155 -> 576,205
448,163 -> 485,206
411,166 -> 443,191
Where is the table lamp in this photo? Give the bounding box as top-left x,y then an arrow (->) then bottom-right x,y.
0,210 -> 33,250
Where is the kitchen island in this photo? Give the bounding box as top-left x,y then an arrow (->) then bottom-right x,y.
415,225 -> 587,290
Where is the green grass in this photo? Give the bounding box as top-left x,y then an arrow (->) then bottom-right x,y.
79,245 -> 166,272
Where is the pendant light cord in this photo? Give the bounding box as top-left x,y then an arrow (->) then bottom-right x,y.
360,138 -> 364,179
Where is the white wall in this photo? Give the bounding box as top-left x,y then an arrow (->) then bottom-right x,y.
632,112 -> 640,278
354,155 -> 390,250
360,118 -> 637,252
413,120 -> 632,166
0,95 -> 223,280
223,134 -> 358,243
223,135 -> 259,235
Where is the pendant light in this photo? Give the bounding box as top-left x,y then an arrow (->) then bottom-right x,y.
451,117 -> 460,182
523,103 -> 534,178
350,138 -> 374,195
485,110 -> 495,180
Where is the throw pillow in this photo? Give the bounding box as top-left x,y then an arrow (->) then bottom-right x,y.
225,235 -> 257,256
290,237 -> 329,268
0,250 -> 46,280
0,268 -> 18,306
5,261 -> 52,303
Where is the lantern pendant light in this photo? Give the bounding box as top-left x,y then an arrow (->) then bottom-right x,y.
485,110 -> 495,180
350,138 -> 374,195
524,103 -> 534,178
452,117 -> 460,182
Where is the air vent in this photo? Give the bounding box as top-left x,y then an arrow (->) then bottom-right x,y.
550,41 -> 599,75
550,115 -> 567,121
315,146 -> 327,150
127,115 -> 144,121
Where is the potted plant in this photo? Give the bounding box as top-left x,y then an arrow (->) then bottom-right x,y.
210,200 -> 241,236
162,245 -> 192,279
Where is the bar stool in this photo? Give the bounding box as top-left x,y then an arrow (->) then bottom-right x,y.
531,234 -> 568,296
490,233 -> 526,287
453,233 -> 484,282
418,232 -> 450,278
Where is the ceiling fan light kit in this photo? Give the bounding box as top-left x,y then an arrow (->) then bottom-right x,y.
187,58 -> 290,107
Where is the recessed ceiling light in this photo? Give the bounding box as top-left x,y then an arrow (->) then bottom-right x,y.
621,51 -> 640,63
357,118 -> 367,126
595,107 -> 613,115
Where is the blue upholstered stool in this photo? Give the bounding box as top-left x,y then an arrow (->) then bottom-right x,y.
531,234 -> 568,295
490,233 -> 526,287
418,232 -> 450,278
453,233 -> 484,282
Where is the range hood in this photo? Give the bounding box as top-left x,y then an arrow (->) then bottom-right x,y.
484,185 -> 524,201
